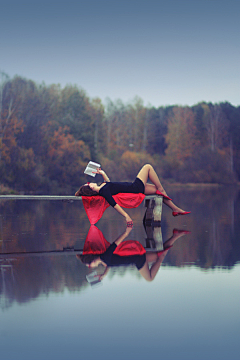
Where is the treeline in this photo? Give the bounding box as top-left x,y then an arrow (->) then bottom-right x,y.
1,71 -> 240,194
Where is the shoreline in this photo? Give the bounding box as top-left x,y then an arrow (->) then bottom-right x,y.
165,182 -> 240,188
1,182 -> 240,196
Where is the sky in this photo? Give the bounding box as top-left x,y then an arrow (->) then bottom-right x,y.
0,0 -> 239,107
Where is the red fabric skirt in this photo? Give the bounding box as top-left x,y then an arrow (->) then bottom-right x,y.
82,193 -> 145,224
83,225 -> 146,256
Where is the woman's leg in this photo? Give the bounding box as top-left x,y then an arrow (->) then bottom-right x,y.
136,164 -> 187,212
160,198 -> 188,213
136,164 -> 166,193
139,250 -> 169,282
138,228 -> 190,281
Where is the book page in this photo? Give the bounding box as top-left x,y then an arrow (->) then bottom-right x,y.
84,161 -> 101,177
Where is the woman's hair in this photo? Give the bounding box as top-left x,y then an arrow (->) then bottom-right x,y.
75,184 -> 98,196
76,254 -> 99,264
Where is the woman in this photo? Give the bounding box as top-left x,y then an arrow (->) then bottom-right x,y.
75,164 -> 190,226
78,226 -> 190,282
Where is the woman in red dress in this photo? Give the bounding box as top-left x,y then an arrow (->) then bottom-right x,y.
75,164 -> 190,226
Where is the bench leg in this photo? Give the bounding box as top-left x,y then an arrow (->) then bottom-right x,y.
153,196 -> 163,222
143,195 -> 163,226
144,224 -> 163,251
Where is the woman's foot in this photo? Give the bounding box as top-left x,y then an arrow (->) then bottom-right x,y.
171,206 -> 190,217
162,228 -> 190,249
172,211 -> 191,217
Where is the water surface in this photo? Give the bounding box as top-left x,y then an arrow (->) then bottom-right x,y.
0,187 -> 240,360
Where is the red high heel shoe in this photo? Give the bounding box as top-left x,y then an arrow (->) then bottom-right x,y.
156,190 -> 172,201
173,229 -> 191,235
172,211 -> 191,217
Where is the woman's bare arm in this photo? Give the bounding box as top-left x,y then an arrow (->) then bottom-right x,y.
114,226 -> 133,246
94,168 -> 110,182
114,204 -> 133,225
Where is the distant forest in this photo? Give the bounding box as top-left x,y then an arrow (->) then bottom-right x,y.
1,71 -> 240,194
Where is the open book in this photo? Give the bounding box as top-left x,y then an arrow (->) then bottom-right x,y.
86,271 -> 102,288
84,161 -> 101,177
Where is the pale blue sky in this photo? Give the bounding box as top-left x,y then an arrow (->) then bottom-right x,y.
0,0 -> 239,106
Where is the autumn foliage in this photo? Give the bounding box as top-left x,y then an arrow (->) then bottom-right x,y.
0,72 -> 240,194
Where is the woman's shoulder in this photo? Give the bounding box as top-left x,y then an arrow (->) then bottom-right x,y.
98,181 -> 110,193
99,181 -> 109,188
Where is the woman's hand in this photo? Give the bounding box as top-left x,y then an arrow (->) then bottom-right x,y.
114,204 -> 133,226
93,168 -> 105,176
93,168 -> 110,182
125,214 -> 133,227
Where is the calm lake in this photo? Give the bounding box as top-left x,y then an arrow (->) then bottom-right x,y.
1,186 -> 240,360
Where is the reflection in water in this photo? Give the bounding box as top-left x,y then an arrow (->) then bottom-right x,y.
0,186 -> 240,308
78,225 -> 190,283
1,190 -> 240,360
0,222 -> 190,308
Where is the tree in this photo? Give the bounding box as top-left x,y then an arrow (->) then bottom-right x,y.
145,106 -> 168,156
0,72 -> 19,162
130,97 -> 146,153
3,76 -> 54,157
89,97 -> 105,160
45,126 -> 90,193
202,103 -> 228,152
221,102 -> 240,177
165,106 -> 197,167
121,150 -> 155,180
57,85 -> 95,157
